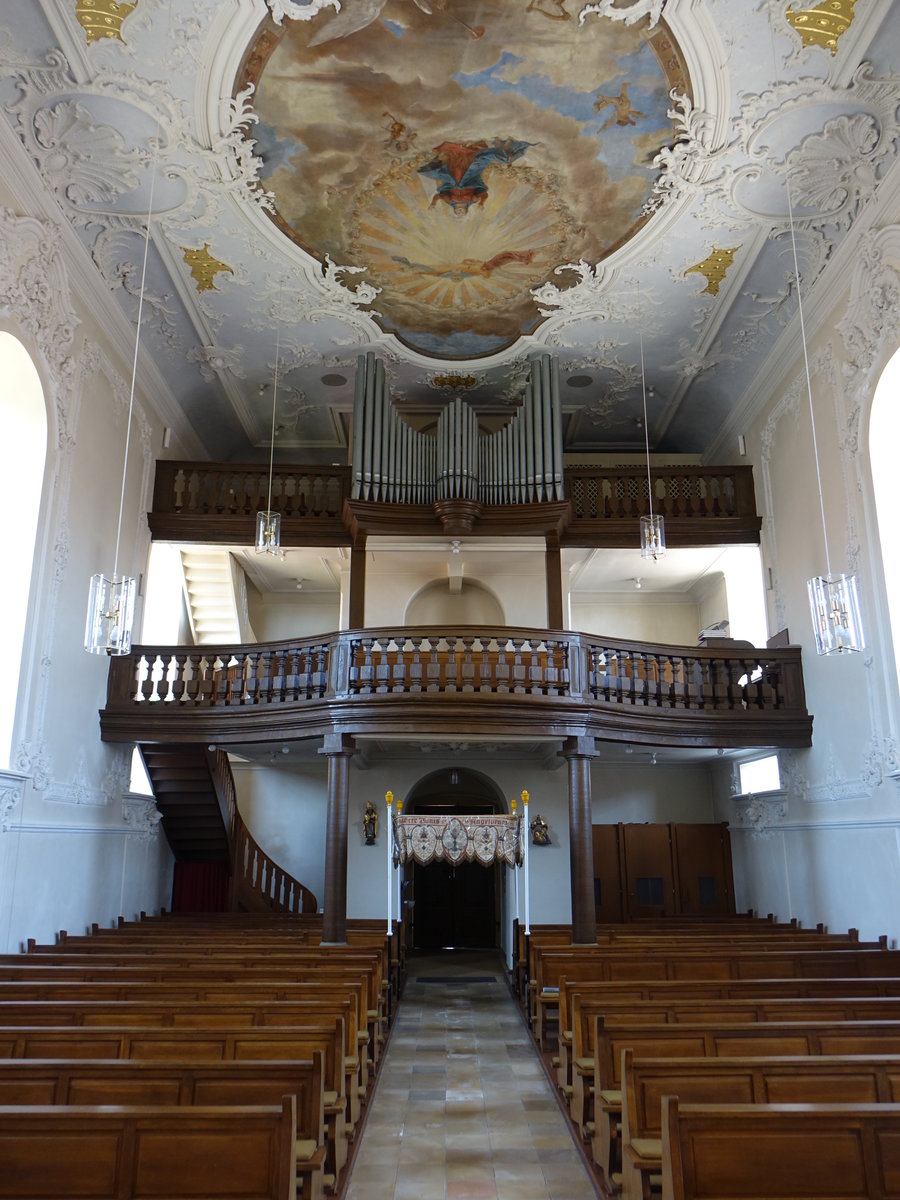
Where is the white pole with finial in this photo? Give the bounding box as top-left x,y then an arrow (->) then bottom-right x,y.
522,789 -> 530,935
385,791 -> 393,937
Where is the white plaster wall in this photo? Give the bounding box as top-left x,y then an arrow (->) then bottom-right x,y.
570,595 -> 700,643
230,748 -> 718,965
231,759 -> 329,907
364,548 -> 547,628
249,593 -> 341,641
704,221 -> 900,947
591,762 -> 715,824
0,184 -> 176,952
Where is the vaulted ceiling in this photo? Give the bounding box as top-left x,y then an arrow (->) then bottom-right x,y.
2,0 -> 897,466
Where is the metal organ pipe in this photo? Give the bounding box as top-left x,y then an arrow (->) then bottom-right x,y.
348,352 -> 563,506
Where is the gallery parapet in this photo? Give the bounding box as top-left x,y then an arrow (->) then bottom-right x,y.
100,626 -> 811,750
148,461 -> 761,547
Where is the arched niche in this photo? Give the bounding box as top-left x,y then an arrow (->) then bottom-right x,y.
405,578 -> 505,626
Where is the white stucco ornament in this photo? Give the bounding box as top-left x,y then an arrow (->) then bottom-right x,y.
579,0 -> 664,27
266,0 -> 340,26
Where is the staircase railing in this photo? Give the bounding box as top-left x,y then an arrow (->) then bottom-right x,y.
232,814 -> 318,915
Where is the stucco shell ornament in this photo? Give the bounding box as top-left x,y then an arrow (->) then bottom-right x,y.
243,0 -> 687,360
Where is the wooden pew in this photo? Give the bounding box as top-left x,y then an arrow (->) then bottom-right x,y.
555,973 -> 900,1093
567,993 -> 900,1128
622,1052 -> 900,1200
0,1022 -> 350,1181
661,1097 -> 900,1200
591,1019 -> 900,1185
0,1096 -> 298,1199
4,950 -> 386,1064
0,1056 -> 327,1200
531,944 -> 900,1047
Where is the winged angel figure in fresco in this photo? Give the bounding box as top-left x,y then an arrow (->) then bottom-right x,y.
417,138 -> 534,215
309,0 -> 484,46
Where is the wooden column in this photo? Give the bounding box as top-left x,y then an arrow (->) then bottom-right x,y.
563,735 -> 597,945
348,537 -> 367,629
320,734 -> 356,944
545,535 -> 563,629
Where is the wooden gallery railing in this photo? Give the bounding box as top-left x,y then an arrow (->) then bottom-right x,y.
102,627 -> 811,749
148,462 -> 761,546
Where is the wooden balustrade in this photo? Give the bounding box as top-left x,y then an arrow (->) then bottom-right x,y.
148,462 -> 761,546
232,815 -> 318,915
101,626 -> 811,750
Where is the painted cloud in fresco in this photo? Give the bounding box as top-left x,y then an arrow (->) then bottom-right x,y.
247,0 -> 688,359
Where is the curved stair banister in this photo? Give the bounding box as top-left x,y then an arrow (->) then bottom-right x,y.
232,815 -> 318,915
140,743 -> 317,914
105,626 -> 812,749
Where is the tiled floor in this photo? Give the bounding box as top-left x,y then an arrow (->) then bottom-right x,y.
346,950 -> 599,1200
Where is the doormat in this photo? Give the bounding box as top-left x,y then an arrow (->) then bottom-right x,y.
416,976 -> 497,984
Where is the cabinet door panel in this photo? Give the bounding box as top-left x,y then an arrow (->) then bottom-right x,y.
673,823 -> 734,915
622,823 -> 675,918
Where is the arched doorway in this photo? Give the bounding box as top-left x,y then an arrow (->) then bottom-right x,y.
405,767 -> 507,951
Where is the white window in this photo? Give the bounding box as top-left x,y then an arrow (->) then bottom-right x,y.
739,754 -> 781,795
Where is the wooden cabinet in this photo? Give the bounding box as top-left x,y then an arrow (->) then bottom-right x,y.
592,822 -> 734,922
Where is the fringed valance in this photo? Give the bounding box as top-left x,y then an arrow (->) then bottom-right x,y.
393,814 -> 522,867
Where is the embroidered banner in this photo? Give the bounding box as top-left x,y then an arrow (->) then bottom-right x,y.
393,814 -> 522,868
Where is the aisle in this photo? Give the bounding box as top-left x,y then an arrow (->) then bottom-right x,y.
346,950 -> 598,1200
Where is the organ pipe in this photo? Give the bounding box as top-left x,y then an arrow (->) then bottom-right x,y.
349,353 -> 563,505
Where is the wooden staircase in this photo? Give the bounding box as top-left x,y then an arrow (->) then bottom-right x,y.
139,744 -> 317,913
139,745 -> 235,863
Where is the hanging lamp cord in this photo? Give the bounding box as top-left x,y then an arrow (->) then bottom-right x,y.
639,289 -> 654,529
265,301 -> 283,521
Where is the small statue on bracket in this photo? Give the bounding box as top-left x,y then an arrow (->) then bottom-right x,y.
530,814 -> 550,845
363,800 -> 378,845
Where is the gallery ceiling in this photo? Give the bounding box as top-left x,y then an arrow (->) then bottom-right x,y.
2,0 -> 898,465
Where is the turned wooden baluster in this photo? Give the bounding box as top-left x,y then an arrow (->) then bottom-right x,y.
445,640 -> 459,693
409,639 -> 423,693
426,641 -> 441,692
461,637 -> 476,693
358,639 -> 375,694
544,640 -> 560,696
313,644 -> 328,697
495,642 -> 510,693
479,639 -> 494,693
374,641 -> 390,694
511,639 -> 526,694
137,654 -> 155,704
392,642 -> 407,693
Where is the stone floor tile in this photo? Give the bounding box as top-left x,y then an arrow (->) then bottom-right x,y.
346,949 -> 598,1199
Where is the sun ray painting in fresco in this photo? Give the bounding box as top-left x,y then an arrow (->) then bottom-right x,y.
243,1 -> 689,359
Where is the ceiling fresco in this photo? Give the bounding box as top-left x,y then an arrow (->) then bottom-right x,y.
0,0 -> 898,465
244,4 -> 688,358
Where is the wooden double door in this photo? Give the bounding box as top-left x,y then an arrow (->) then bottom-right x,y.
411,860 -> 498,950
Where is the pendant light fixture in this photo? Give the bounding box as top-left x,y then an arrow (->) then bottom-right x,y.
84,168 -> 156,655
638,298 -> 665,560
255,305 -> 283,557
785,175 -> 865,654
